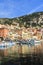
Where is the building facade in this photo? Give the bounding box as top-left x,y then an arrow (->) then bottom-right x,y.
0,28 -> 9,39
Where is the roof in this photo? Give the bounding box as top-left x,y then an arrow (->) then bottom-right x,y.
0,27 -> 8,30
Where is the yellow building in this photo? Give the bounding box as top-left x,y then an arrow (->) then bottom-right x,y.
22,31 -> 32,40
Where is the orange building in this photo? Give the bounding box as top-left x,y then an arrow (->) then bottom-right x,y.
0,27 -> 9,39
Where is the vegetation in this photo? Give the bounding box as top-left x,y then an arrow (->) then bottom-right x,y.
0,12 -> 43,27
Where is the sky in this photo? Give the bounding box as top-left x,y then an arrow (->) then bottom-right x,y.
0,0 -> 43,18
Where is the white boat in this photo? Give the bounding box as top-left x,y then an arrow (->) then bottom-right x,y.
34,39 -> 41,46
0,41 -> 15,50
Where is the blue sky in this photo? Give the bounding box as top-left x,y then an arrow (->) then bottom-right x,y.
0,0 -> 43,18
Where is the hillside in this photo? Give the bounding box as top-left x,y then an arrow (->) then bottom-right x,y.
0,12 -> 43,27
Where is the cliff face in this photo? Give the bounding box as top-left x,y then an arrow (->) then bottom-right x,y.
0,12 -> 43,27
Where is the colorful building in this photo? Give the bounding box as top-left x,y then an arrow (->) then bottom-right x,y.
0,27 -> 9,39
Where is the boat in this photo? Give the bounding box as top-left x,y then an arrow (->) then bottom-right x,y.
0,41 -> 15,50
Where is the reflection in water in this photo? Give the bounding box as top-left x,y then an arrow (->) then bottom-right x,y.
1,54 -> 43,65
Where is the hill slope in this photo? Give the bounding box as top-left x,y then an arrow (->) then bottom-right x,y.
0,12 -> 43,27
